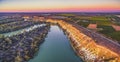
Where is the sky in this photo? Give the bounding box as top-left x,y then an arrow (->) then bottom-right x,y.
0,0 -> 120,12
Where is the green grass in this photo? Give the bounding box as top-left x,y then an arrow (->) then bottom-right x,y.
58,14 -> 75,17
73,16 -> 120,42
0,34 -> 4,38
76,16 -> 91,20
98,26 -> 115,34
77,21 -> 89,27
75,16 -> 111,27
90,16 -> 108,21
89,16 -> 112,26
98,25 -> 120,42
75,16 -> 112,27
113,22 -> 120,26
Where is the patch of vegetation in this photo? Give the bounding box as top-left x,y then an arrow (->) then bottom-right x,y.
76,16 -> 91,20
73,16 -> 111,27
0,34 -> 4,38
116,23 -> 120,26
89,16 -> 112,26
98,25 -> 120,42
58,14 -> 75,17
90,16 -> 108,21
109,32 -> 120,42
73,16 -> 120,42
77,21 -> 89,27
98,26 -> 115,34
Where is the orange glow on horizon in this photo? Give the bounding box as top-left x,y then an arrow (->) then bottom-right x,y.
0,0 -> 120,12
1,7 -> 120,12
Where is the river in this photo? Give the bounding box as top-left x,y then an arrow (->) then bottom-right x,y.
29,25 -> 83,62
1,24 -> 46,37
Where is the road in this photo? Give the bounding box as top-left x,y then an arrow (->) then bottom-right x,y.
68,21 -> 120,55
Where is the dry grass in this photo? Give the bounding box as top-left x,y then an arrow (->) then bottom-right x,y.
112,25 -> 120,31
87,24 -> 97,29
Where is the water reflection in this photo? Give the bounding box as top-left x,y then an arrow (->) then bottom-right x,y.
29,25 -> 83,62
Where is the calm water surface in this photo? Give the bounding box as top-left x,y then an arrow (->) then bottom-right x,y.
1,24 -> 46,37
29,25 -> 83,62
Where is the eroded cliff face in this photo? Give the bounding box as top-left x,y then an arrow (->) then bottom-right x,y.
46,19 -> 120,62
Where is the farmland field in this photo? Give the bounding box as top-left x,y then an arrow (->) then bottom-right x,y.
67,15 -> 120,42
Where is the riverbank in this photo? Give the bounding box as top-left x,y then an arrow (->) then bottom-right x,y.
46,19 -> 120,62
29,25 -> 83,62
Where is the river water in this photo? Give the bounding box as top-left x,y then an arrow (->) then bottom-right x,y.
1,24 -> 46,37
29,25 -> 83,62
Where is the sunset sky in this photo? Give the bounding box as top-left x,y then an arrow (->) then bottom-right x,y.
0,0 -> 120,12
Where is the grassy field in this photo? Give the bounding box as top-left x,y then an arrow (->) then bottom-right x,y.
98,25 -> 120,42
74,16 -> 111,27
89,16 -> 111,26
115,23 -> 120,26
61,14 -> 120,42
57,14 -> 75,17
72,16 -> 120,42
76,16 -> 91,20
77,21 -> 89,27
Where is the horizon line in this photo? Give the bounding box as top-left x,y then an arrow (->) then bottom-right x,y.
0,11 -> 120,13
